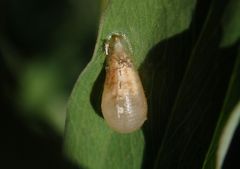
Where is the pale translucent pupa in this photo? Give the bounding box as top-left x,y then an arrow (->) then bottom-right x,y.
101,33 -> 147,133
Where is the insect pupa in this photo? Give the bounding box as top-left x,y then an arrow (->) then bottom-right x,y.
101,33 -> 147,133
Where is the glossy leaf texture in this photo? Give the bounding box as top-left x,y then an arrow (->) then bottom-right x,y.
64,0 -> 196,169
202,0 -> 240,168
202,51 -> 240,169
152,0 -> 238,168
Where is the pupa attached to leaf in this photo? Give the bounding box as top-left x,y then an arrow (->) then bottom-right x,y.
101,33 -> 147,133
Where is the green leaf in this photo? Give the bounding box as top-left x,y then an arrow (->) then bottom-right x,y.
153,1 -> 239,168
220,0 -> 240,47
201,0 -> 240,167
64,0 -> 197,169
202,48 -> 240,169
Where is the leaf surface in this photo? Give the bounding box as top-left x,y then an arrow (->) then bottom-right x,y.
64,0 -> 197,169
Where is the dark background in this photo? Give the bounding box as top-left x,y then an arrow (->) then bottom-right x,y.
0,0 -> 99,168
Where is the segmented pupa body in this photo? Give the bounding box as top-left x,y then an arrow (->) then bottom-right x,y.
101,34 -> 147,133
